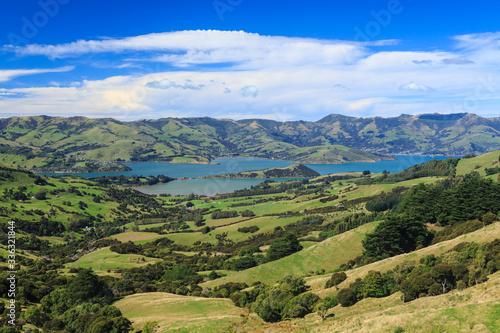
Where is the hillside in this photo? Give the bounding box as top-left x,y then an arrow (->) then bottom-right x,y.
201,164 -> 320,179
2,113 -> 499,170
0,151 -> 499,332
0,115 -> 391,167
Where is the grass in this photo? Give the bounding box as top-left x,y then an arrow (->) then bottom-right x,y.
310,221 -> 500,295
456,150 -> 500,176
111,231 -> 168,243
65,247 -> 159,275
299,271 -> 500,333
201,222 -> 379,288
114,292 -> 245,333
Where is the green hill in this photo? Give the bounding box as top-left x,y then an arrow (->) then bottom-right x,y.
2,113 -> 499,170
115,292 -> 244,333
201,222 -> 379,288
201,164 -> 320,179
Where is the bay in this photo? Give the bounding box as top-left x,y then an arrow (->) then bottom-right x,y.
42,155 -> 455,196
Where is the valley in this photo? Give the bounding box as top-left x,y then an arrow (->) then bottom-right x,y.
0,148 -> 498,332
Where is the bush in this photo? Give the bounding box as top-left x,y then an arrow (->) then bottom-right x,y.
337,288 -> 357,307
211,210 -> 239,219
428,283 -> 442,296
163,265 -> 196,281
282,293 -> 320,319
232,256 -> 257,270
237,226 -> 259,233
319,296 -> 338,310
482,212 -> 498,225
240,209 -> 255,217
325,272 -> 347,289
34,189 -> 47,200
266,233 -> 303,262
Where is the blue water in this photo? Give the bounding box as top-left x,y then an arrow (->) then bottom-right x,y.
42,155 -> 455,195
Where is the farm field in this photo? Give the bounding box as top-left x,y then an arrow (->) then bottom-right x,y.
115,292 -> 245,332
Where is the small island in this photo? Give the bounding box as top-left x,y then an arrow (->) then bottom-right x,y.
200,164 -> 321,179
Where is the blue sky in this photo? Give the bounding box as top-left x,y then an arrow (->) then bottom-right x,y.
1,0 -> 499,121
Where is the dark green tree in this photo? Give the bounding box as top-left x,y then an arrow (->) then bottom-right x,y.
266,233 -> 303,262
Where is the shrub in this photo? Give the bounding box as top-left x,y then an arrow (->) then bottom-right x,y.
325,272 -> 347,289
267,233 -> 303,262
428,283 -> 442,296
34,190 -> 47,200
337,288 -> 357,307
240,209 -> 255,217
482,212 -> 498,225
232,256 -> 257,271
237,226 -> 259,233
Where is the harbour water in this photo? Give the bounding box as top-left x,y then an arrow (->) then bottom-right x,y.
43,155 -> 455,195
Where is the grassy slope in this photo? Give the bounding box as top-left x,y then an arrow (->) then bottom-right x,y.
115,292 -> 246,333
64,247 -> 160,275
456,149 -> 500,177
237,271 -> 500,333
310,221 -> 500,295
0,170 -> 122,226
308,272 -> 500,333
201,222 -> 379,288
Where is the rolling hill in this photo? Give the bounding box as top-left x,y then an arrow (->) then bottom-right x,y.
1,113 -> 499,169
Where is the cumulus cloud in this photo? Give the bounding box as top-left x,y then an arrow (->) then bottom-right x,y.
1,31 -> 500,120
399,82 -> 435,93
145,78 -> 204,90
240,85 -> 258,98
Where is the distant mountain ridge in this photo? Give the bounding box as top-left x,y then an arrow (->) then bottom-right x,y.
0,113 -> 498,167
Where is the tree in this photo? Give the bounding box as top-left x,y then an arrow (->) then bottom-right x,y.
325,272 -> 347,289
337,288 -> 357,307
400,272 -> 434,302
482,212 -> 498,225
232,256 -> 257,270
430,263 -> 454,294
240,209 -> 255,217
362,271 -> 387,298
282,293 -> 320,319
362,215 -> 432,259
23,306 -> 43,326
267,233 -> 303,262
67,269 -> 107,302
34,189 -> 47,200
163,265 -> 196,281
142,321 -> 159,333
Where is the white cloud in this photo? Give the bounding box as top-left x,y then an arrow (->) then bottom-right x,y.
399,82 -> 435,93
240,85 -> 258,98
0,66 -> 74,83
5,30 -> 386,70
1,31 -> 500,120
145,78 -> 204,90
